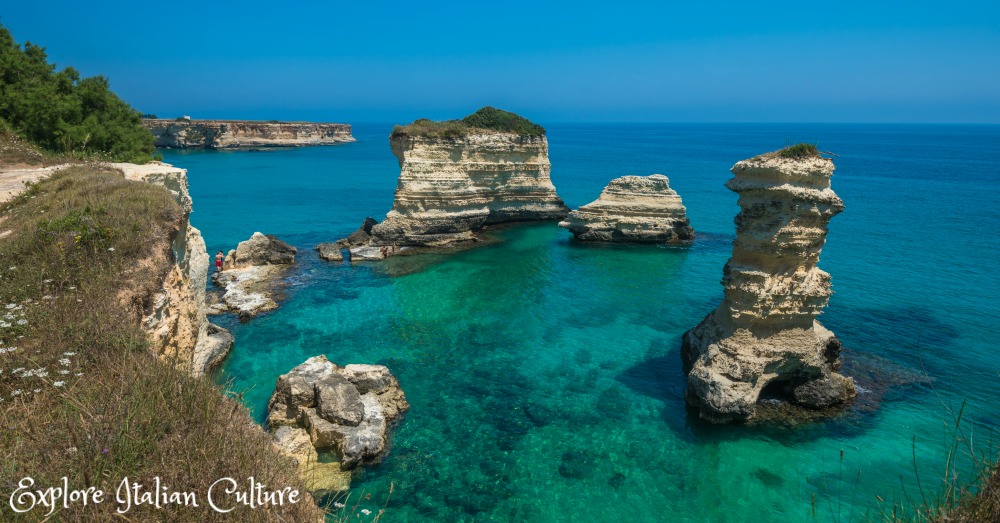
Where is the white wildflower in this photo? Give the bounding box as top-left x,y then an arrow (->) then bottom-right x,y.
0,321 -> 11,328
5,303 -> 15,309
12,367 -> 23,374
0,347 -> 16,354
53,381 -> 64,387
7,266 -> 14,270
333,502 -> 345,509
68,286 -> 76,290
361,509 -> 371,516
107,247 -> 115,252
59,358 -> 70,366
33,388 -> 40,393
41,295 -> 53,300
12,389 -> 21,396
43,279 -> 52,283
15,319 -> 27,326
63,352 -> 76,356
4,313 -> 13,320
58,370 -> 69,375
75,372 -> 83,377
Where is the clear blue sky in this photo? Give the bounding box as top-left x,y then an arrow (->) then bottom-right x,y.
3,1 -> 999,123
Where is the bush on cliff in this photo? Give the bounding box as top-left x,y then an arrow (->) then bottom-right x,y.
776,143 -> 821,159
391,106 -> 545,139
0,166 -> 325,520
0,23 -> 155,163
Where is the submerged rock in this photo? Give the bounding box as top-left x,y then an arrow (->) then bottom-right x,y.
559,174 -> 694,243
682,146 -> 855,423
211,232 -> 296,318
267,355 -> 409,482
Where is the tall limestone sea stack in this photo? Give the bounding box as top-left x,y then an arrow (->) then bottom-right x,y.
681,144 -> 855,423
334,107 -> 568,259
558,174 -> 694,243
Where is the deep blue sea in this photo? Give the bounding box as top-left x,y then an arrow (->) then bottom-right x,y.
162,123 -> 1000,522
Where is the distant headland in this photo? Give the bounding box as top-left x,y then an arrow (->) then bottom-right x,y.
142,118 -> 355,149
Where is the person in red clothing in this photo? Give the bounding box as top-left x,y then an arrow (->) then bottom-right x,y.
215,251 -> 225,272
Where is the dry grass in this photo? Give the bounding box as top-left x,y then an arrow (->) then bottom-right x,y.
0,121 -> 68,167
0,166 -> 327,521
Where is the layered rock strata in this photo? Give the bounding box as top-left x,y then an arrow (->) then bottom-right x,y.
211,232 -> 296,318
267,356 -> 409,491
681,149 -> 855,423
143,119 -> 354,149
336,129 -> 568,259
558,174 -> 694,243
108,162 -> 233,376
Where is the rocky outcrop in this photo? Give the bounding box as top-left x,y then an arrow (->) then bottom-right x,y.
681,147 -> 855,423
267,355 -> 409,491
558,174 -> 694,243
211,232 -> 296,318
332,111 -> 568,259
109,162 -> 233,376
143,119 -> 354,149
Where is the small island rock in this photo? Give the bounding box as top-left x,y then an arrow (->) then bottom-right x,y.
558,174 -> 694,243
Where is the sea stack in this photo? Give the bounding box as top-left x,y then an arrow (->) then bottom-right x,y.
558,174 -> 694,243
332,107 -> 568,259
681,144 -> 855,423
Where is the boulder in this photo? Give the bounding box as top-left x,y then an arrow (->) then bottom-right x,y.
267,355 -> 409,486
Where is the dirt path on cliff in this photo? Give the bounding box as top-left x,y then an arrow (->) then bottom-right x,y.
0,163 -> 72,202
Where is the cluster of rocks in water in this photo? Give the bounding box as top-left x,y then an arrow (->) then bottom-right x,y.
195,109 -> 861,498
266,356 -> 409,492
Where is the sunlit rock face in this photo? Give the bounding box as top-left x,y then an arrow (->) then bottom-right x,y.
144,119 -> 354,149
365,131 -> 569,249
558,174 -> 693,243
682,150 -> 855,423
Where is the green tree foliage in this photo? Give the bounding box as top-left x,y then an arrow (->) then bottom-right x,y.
0,23 -> 154,163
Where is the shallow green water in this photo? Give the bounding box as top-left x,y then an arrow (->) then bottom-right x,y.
164,123 -> 1000,521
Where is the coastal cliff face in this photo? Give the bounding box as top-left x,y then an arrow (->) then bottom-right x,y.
111,162 -> 233,376
143,119 -> 355,149
558,174 -> 694,243
681,149 -> 855,423
366,132 -> 568,249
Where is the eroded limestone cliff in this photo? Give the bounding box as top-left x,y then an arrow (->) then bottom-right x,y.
143,119 -> 354,149
211,232 -> 296,318
681,147 -> 855,423
558,174 -> 694,243
110,162 -> 233,376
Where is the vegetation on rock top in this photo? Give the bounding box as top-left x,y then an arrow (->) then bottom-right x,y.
774,143 -> 821,159
0,22 -> 155,163
391,106 -> 545,139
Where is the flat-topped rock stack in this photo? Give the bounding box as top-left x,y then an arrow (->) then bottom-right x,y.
327,107 -> 569,260
559,174 -> 694,243
143,119 -> 355,149
682,144 -> 855,423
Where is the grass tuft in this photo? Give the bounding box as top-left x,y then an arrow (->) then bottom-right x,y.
775,143 -> 821,159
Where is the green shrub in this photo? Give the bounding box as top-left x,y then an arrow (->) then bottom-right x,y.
0,23 -> 155,163
391,107 -> 545,139
776,143 -> 821,159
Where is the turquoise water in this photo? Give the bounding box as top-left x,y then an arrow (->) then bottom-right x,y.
163,123 -> 1000,522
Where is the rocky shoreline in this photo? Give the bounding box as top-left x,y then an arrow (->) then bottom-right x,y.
210,232 -> 297,319
143,119 -> 355,149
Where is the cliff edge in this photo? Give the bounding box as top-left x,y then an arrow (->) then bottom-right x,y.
109,162 -> 233,376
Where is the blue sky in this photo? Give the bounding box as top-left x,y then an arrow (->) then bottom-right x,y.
3,1 -> 999,123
